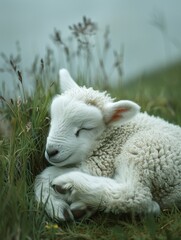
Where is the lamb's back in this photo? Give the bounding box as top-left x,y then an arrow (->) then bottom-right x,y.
119,112 -> 181,206
81,112 -> 181,182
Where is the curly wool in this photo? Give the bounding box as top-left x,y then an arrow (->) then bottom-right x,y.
81,111 -> 181,207
66,86 -> 181,205
81,124 -> 138,177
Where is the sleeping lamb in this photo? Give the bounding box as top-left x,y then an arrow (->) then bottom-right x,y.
35,69 -> 181,221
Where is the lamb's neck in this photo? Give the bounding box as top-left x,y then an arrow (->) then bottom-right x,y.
95,122 -> 140,151
81,123 -> 139,177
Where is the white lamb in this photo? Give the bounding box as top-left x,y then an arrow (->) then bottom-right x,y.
35,69 -> 181,221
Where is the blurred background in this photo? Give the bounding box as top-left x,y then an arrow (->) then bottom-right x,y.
0,0 -> 181,93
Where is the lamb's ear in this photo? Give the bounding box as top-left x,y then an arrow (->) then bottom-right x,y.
103,100 -> 140,125
59,68 -> 79,93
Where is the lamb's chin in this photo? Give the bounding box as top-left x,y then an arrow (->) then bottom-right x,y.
49,155 -> 83,168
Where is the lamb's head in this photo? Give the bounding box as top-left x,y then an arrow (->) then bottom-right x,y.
45,69 -> 140,167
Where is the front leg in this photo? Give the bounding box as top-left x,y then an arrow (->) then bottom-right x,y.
34,166 -> 78,221
52,171 -> 160,216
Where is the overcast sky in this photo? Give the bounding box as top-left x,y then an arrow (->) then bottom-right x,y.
0,0 -> 181,81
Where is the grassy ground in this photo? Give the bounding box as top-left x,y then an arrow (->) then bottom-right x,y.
1,50 -> 181,240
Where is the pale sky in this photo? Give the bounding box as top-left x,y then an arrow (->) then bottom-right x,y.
0,0 -> 181,81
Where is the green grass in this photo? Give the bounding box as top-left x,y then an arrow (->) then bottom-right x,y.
0,59 -> 181,240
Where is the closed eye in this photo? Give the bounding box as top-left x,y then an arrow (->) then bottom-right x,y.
75,128 -> 94,137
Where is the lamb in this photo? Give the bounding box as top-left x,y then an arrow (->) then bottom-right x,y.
35,68 -> 181,221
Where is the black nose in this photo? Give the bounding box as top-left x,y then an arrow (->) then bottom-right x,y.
46,149 -> 59,158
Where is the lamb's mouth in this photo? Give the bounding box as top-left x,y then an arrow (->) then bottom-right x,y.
45,152 -> 73,164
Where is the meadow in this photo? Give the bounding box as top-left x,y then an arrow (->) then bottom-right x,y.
0,17 -> 181,240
